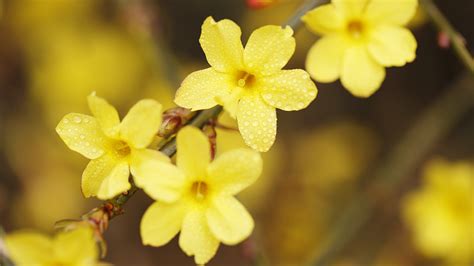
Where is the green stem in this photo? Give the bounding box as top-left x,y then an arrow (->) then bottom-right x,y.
421,0 -> 474,73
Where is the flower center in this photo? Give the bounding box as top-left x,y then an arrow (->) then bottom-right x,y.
347,20 -> 364,39
114,141 -> 131,157
190,181 -> 208,201
237,71 -> 256,88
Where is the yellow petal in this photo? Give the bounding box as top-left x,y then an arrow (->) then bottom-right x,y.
177,126 -> 211,179
87,93 -> 120,138
175,68 -> 233,111
82,155 -> 131,199
306,35 -> 349,83
120,99 -> 162,149
56,113 -> 107,159
208,148 -> 262,196
53,227 -> 98,265
5,231 -> 52,265
341,45 -> 386,98
244,25 -> 295,76
215,88 -> 242,118
199,16 -> 244,73
237,96 -> 276,152
206,196 -> 254,245
302,4 -> 345,35
140,201 -> 186,247
260,69 -> 317,111
131,150 -> 185,202
367,25 -> 417,67
365,0 -> 418,26
179,210 -> 220,265
333,0 -> 368,18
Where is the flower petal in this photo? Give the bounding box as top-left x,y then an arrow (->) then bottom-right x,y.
179,210 -> 220,265
237,96 -> 276,152
131,150 -> 185,203
365,0 -> 418,26
367,25 -> 417,67
306,35 -> 349,83
53,227 -> 98,264
120,99 -> 162,149
140,201 -> 186,247
82,154 -> 130,199
177,126 -> 211,179
56,113 -> 107,159
260,69 -> 317,111
333,0 -> 369,18
199,16 -> 244,73
206,196 -> 254,245
87,93 -> 120,138
302,4 -> 345,35
244,25 -> 295,76
207,148 -> 262,196
175,68 -> 234,111
5,231 -> 52,265
341,45 -> 386,98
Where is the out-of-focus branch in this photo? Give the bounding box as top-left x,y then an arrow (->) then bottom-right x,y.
421,0 -> 474,73
285,0 -> 326,30
308,73 -> 474,266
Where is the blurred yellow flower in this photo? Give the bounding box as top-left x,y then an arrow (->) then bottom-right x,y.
293,121 -> 380,190
56,93 -> 167,200
303,0 -> 418,97
402,159 -> 474,265
175,17 -> 317,152
5,227 -> 100,266
136,126 -> 262,265
28,25 -> 149,124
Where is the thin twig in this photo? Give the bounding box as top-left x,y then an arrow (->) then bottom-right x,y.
285,0 -> 326,30
308,73 -> 474,266
421,0 -> 474,73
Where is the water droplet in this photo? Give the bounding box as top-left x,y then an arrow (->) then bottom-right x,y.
73,116 -> 82,123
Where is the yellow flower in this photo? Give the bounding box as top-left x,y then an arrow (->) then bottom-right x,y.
136,126 -> 262,265
56,93 -> 167,200
402,159 -> 474,264
4,227 -> 100,266
175,17 -> 318,152
303,0 -> 418,97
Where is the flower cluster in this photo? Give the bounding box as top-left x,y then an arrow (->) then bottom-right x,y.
7,1 -> 422,264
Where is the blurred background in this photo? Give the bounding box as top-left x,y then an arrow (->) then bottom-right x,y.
0,0 -> 473,265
